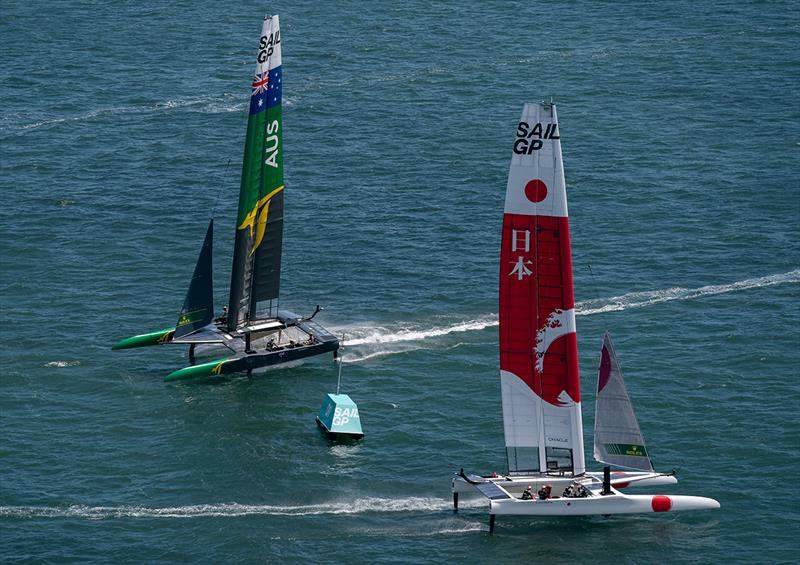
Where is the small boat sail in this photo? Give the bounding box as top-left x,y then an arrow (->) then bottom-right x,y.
453,102 -> 718,530
112,15 -> 339,381
594,332 -> 654,472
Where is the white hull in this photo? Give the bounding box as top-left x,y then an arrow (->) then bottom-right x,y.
457,473 -> 718,528
490,491 -> 719,516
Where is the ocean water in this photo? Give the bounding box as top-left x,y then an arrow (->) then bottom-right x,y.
1,1 -> 798,562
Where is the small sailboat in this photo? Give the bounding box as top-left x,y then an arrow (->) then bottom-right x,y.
112,15 -> 339,381
452,102 -> 718,531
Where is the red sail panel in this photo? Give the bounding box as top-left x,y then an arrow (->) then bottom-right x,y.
500,215 -> 578,406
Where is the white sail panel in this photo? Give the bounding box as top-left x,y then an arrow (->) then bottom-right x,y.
255,16 -> 282,75
500,370 -> 542,472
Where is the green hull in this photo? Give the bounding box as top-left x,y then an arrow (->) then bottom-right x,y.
164,339 -> 338,382
164,358 -> 231,382
111,328 -> 175,350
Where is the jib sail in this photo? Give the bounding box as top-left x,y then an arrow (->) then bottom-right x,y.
174,219 -> 215,339
228,15 -> 285,331
593,332 -> 654,472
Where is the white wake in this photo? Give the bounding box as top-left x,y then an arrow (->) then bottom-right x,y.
336,315 -> 497,348
43,361 -> 81,368
0,497 -> 482,519
576,269 -> 800,315
6,95 -> 244,133
337,270 -> 799,351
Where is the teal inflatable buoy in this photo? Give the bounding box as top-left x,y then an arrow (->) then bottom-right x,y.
316,393 -> 363,439
317,340 -> 363,440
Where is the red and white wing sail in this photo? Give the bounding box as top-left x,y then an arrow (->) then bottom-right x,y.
499,102 -> 585,475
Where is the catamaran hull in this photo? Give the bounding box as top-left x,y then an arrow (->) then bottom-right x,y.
165,340 -> 339,382
489,493 -> 720,516
111,328 -> 175,350
114,307 -> 340,381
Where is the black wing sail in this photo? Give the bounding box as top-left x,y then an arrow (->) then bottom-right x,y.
174,220 -> 215,339
251,190 -> 283,310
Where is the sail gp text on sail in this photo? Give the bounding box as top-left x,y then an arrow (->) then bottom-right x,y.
513,122 -> 561,154
237,17 -> 283,257
258,28 -> 280,63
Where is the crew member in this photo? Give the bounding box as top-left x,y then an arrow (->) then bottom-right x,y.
538,485 -> 552,500
215,306 -> 228,324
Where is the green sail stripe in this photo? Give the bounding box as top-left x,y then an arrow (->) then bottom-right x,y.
604,443 -> 649,457
237,110 -> 268,224
177,308 -> 209,328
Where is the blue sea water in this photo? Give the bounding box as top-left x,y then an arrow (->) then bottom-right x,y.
1,1 -> 798,562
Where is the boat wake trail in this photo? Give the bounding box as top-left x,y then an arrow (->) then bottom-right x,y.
0,497 -> 480,520
576,269 -> 800,316
337,270 -> 799,355
336,315 -> 498,348
3,95 -> 244,134
340,346 -> 423,364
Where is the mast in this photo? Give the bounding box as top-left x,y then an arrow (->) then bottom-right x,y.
228,15 -> 285,331
593,332 -> 654,471
499,102 -> 585,476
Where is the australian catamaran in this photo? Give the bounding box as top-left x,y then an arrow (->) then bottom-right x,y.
452,102 -> 719,530
112,15 -> 339,381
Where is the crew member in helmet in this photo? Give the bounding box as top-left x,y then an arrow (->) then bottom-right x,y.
521,486 -> 533,500
538,485 -> 552,500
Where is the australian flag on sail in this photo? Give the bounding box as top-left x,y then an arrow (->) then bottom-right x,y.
249,66 -> 282,115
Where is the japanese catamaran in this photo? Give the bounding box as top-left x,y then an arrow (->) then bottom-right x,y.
112,15 -> 339,381
452,102 -> 718,531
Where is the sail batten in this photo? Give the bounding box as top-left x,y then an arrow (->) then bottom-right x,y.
499,103 -> 585,476
593,332 -> 654,472
228,15 -> 284,330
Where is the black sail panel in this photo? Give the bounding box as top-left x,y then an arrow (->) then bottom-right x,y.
175,220 -> 215,338
251,190 -> 283,316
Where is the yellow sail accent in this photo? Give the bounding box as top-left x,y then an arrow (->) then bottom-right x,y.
252,199 -> 271,254
237,185 -> 284,248
157,330 -> 175,344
